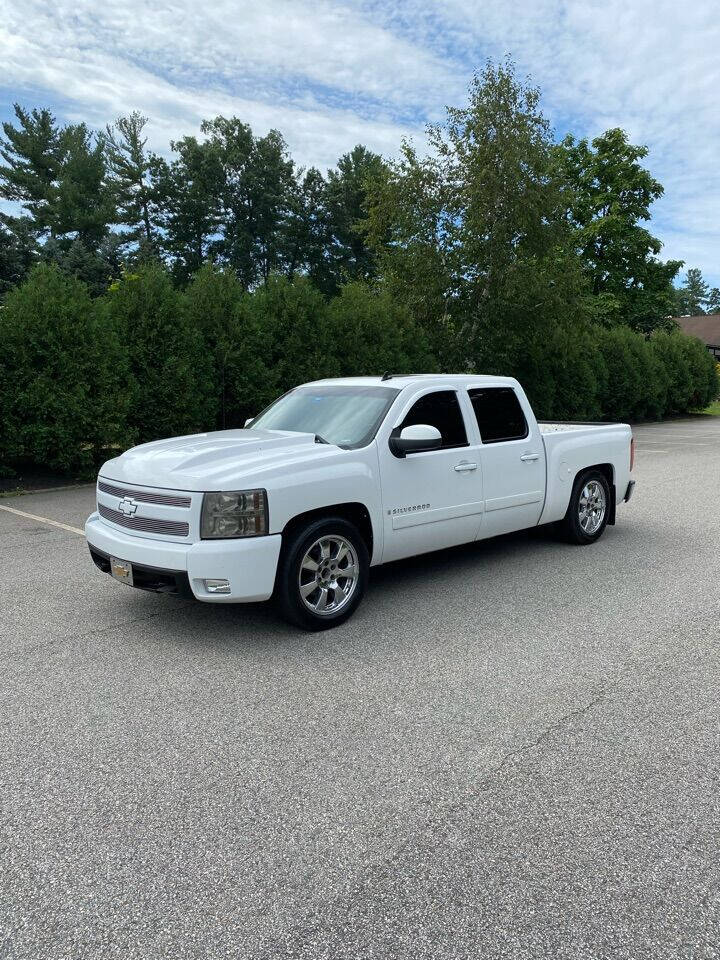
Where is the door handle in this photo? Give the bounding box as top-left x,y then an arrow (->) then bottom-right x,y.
520,453 -> 540,462
454,461 -> 478,472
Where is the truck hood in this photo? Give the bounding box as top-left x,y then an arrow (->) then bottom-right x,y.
99,429 -> 322,491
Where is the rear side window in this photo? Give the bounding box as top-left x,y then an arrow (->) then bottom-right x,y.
399,391 -> 468,449
468,387 -> 528,443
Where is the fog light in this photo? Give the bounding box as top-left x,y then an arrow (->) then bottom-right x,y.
204,579 -> 231,594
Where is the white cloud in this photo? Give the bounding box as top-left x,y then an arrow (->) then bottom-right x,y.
1,31 -> 415,170
405,0 -> 720,281
1,0 -> 719,281
0,0 -> 449,167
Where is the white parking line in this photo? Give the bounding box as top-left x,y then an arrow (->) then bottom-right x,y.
633,433 -> 720,439
0,503 -> 84,536
637,440 -> 715,446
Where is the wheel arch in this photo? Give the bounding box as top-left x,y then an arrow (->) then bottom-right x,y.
280,502 -> 375,561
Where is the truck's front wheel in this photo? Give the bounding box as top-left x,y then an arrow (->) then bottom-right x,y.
558,469 -> 611,545
276,517 -> 369,630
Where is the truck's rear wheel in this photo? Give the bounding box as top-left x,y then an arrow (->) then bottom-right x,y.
276,517 -> 369,630
558,469 -> 611,544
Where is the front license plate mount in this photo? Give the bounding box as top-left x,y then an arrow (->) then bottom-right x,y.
110,556 -> 134,586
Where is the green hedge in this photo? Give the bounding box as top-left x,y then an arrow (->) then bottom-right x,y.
0,265 -> 129,472
103,265 -> 216,442
517,323 -> 718,424
0,263 -> 717,474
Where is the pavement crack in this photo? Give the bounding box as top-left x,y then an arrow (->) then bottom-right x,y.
251,669 -> 630,959
0,607 -> 188,674
490,675 -> 618,773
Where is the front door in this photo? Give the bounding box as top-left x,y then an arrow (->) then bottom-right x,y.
467,386 -> 545,539
378,389 -> 484,563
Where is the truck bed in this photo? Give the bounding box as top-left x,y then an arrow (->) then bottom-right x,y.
536,418 -> 632,525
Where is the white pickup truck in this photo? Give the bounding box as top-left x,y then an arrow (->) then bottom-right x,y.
85,375 -> 635,629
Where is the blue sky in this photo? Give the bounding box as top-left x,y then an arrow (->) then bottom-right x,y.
1,0 -> 719,287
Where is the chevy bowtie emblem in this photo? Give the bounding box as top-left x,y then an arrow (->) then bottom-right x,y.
118,496 -> 139,516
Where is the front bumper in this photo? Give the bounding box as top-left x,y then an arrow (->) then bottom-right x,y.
89,545 -> 195,598
85,512 -> 282,603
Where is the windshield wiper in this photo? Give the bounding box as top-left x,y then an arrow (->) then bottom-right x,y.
314,434 -> 329,444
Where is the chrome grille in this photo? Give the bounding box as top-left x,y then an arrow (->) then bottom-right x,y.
98,503 -> 189,537
98,480 -> 191,508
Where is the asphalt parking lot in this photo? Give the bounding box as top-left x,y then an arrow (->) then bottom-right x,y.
1,416 -> 719,960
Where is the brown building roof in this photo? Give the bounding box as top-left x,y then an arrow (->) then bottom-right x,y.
673,314 -> 720,346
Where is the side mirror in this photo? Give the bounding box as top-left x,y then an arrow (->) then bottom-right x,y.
244,417 -> 254,428
389,424 -> 442,458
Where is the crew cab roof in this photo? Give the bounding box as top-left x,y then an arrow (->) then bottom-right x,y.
306,374 -> 519,389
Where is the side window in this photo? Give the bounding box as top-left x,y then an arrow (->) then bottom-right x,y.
468,387 -> 528,443
399,391 -> 468,449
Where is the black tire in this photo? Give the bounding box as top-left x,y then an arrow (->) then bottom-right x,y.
557,469 -> 611,545
275,517 -> 369,630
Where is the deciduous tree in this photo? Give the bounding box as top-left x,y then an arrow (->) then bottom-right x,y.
558,127 -> 680,332
366,60 -> 590,408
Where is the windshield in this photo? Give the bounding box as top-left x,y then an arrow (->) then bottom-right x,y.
249,384 -> 400,449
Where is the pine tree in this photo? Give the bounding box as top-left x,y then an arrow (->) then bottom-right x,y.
284,166 -> 328,284
0,220 -> 35,293
50,122 -> 113,249
105,112 -> 155,248
0,105 -> 61,237
150,137 -> 224,282
323,145 -> 387,291
200,118 -> 297,287
0,107 -> 113,248
675,268 -> 711,315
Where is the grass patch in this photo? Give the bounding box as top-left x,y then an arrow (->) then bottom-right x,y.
701,401 -> 720,416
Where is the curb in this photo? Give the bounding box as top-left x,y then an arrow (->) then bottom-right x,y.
0,483 -> 95,500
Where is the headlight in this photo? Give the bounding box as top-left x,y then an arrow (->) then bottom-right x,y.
200,489 -> 268,539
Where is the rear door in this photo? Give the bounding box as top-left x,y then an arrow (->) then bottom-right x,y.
467,386 -> 546,539
377,389 -> 484,563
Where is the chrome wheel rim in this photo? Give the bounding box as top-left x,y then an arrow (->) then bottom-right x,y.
578,480 -> 606,535
298,536 -> 359,616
